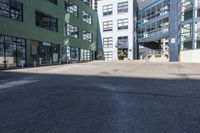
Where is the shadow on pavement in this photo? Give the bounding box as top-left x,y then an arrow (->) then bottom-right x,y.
0,71 -> 200,133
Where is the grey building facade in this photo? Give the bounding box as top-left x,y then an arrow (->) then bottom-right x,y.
138,0 -> 200,63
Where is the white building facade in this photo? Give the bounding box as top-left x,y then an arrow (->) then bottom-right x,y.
98,0 -> 138,60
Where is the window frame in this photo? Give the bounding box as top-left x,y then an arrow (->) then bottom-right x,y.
65,0 -> 78,16
103,37 -> 113,48
103,4 -> 113,16
118,1 -> 128,14
103,21 -> 113,32
0,0 -> 23,21
65,23 -> 79,38
83,31 -> 92,43
35,10 -> 58,32
117,18 -> 128,30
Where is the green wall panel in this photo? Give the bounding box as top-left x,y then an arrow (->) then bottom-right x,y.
0,0 -> 97,50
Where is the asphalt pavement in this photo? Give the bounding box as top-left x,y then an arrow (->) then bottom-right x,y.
0,61 -> 200,133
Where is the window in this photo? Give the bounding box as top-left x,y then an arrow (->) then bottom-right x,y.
184,9 -> 193,20
65,23 -> 79,38
70,47 -> 79,61
103,21 -> 113,32
118,18 -> 128,30
82,11 -> 92,24
35,11 -> 58,32
103,37 -> 113,48
104,51 -> 113,60
117,36 -> 128,49
65,0 -> 78,16
0,34 -> 26,67
103,4 -> 113,16
81,49 -> 91,61
47,0 -> 57,5
118,1 -> 128,13
83,31 -> 92,42
0,0 -> 23,21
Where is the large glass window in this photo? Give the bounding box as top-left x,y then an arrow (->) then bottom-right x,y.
0,0 -> 23,21
184,9 -> 193,20
0,35 -> 4,67
117,36 -> 128,49
81,49 -> 91,61
65,23 -> 79,38
61,46 -> 70,63
83,31 -> 92,42
0,34 -> 26,67
70,48 -> 79,61
103,21 -> 113,32
35,11 -> 58,32
103,4 -> 113,16
118,1 -> 128,13
65,0 -> 78,16
104,51 -> 113,61
181,23 -> 193,42
181,23 -> 193,50
118,18 -> 128,30
82,11 -> 92,24
103,37 -> 113,48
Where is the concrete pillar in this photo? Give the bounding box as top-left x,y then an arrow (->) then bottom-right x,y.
169,0 -> 179,62
193,0 -> 197,49
162,38 -> 166,55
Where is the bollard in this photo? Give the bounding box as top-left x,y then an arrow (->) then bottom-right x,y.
21,60 -> 24,69
34,60 -> 36,67
7,61 -> 9,69
39,58 -> 42,65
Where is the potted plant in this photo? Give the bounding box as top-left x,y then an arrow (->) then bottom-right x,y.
118,51 -> 124,60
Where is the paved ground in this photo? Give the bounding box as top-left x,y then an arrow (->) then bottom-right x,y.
0,61 -> 200,133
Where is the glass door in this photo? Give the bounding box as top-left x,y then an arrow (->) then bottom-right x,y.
0,36 -> 4,68
40,43 -> 52,64
16,44 -> 25,67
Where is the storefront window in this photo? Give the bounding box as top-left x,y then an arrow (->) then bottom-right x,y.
0,35 -> 26,68
0,35 -> 4,66
5,36 -> 17,66
40,42 -> 52,64
70,48 -> 79,61
80,49 -> 91,61
61,46 -> 70,63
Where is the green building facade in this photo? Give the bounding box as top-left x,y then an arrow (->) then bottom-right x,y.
0,0 -> 98,68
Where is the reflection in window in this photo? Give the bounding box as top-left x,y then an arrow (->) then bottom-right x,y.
103,4 -> 113,16
70,48 -> 79,61
103,21 -> 113,32
83,31 -> 92,42
103,37 -> 113,48
65,0 -> 78,16
0,0 -> 23,21
104,51 -> 113,61
118,1 -> 128,13
0,34 -> 26,67
65,23 -> 79,38
82,11 -> 92,24
35,10 -> 58,32
118,18 -> 128,30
